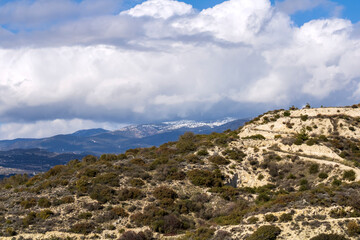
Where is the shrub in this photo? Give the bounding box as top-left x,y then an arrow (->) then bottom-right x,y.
187,169 -> 223,187
75,176 -> 90,193
89,184 -> 116,203
247,216 -> 259,224
129,178 -> 145,187
310,234 -> 349,240
119,230 -> 153,240
197,149 -> 209,156
37,209 -> 54,220
177,132 -> 197,153
78,212 -> 93,220
111,207 -> 129,218
279,213 -> 292,222
93,172 -> 119,187
82,155 -> 98,164
130,158 -> 146,166
82,168 -> 99,177
118,188 -> 144,201
38,197 -> 51,208
300,114 -> 308,121
247,225 -> 281,240
257,193 -> 271,202
99,154 -> 118,161
20,198 -> 37,209
343,170 -> 356,181
69,222 -> 95,235
45,165 -> 67,178
60,196 -> 74,204
182,227 -> 215,240
153,186 -> 178,200
332,178 -> 342,186
209,186 -> 239,201
265,214 -> 278,222
283,111 -> 291,117
222,149 -> 246,161
208,155 -> 230,165
309,163 -> 319,174
5,227 -> 16,236
243,134 -> 266,140
318,172 -> 328,179
347,221 -> 360,236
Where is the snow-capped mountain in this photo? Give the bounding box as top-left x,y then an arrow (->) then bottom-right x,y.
0,118 -> 247,155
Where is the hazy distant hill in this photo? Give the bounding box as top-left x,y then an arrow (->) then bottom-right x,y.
0,118 -> 247,155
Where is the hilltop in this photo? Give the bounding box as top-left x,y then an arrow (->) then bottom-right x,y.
0,105 -> 360,239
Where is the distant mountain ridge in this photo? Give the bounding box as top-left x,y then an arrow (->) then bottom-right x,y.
0,118 -> 248,176
0,118 -> 246,155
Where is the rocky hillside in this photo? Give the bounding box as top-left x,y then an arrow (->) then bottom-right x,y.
1,105 -> 360,240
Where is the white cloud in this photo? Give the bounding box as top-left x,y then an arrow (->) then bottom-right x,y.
0,119 -> 126,140
121,0 -> 194,19
0,0 -> 359,139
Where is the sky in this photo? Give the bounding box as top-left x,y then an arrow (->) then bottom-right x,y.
0,0 -> 360,139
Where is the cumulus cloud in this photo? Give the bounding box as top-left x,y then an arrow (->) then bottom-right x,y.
121,0 -> 194,19
0,0 -> 360,139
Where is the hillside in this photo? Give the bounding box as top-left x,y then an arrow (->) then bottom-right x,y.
1,105 -> 360,239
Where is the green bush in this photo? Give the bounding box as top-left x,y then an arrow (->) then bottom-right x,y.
89,184 -> 116,203
118,187 -> 144,201
279,213 -> 292,222
197,149 -> 209,156
318,172 -> 328,179
209,186 -> 239,201
310,234 -> 349,240
247,225 -> 281,240
186,154 -> 203,164
187,169 -> 223,187
130,158 -> 146,166
20,198 -> 37,209
93,172 -> 119,187
153,186 -> 178,200
38,197 -> 51,208
243,134 -> 266,140
343,170 -> 356,181
265,214 -> 278,222
300,114 -> 308,121
129,178 -> 145,187
82,155 -> 98,164
222,148 -> 246,161
283,111 -> 291,117
37,209 -> 54,220
69,222 -> 95,235
111,207 -> 129,218
309,163 -> 319,174
60,196 -> 74,204
181,227 -> 215,240
177,132 -> 197,153
247,216 -> 259,224
208,155 -> 230,165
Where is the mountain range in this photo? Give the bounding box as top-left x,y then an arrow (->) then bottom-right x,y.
0,118 -> 247,176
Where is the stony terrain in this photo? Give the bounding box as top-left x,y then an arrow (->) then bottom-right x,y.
1,105 -> 360,240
